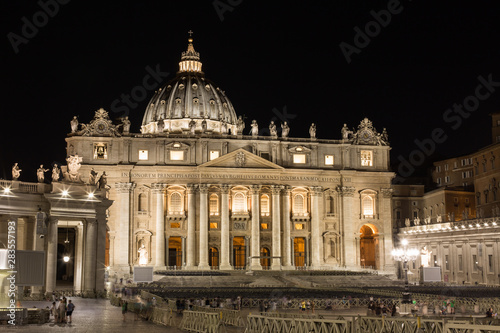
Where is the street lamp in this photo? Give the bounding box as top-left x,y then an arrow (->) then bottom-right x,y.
392,239 -> 419,304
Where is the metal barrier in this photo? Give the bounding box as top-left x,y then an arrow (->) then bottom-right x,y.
259,312 -> 323,319
179,311 -> 220,333
244,314 -> 352,333
149,307 -> 176,327
191,305 -> 244,326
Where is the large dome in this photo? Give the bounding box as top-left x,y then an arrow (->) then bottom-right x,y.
141,38 -> 238,135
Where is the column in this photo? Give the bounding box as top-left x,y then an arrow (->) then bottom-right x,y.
245,236 -> 250,268
282,186 -> 293,269
153,183 -> 166,268
250,185 -> 262,270
45,217 -> 58,294
165,238 -> 170,267
338,185 -> 356,268
74,223 -> 84,293
31,216 -> 44,297
305,236 -> 310,266
220,184 -> 232,270
114,182 -> 135,274
230,236 -> 234,266
185,184 -> 196,269
381,188 -> 395,273
310,186 -> 322,268
198,184 -> 209,269
84,219 -> 97,292
181,236 -> 186,267
291,237 -> 295,266
271,185 -> 282,270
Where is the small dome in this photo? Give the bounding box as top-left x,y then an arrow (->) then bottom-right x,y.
141,38 -> 238,134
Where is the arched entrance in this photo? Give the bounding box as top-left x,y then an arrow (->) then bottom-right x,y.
260,247 -> 270,269
359,224 -> 379,269
168,237 -> 182,268
209,247 -> 219,268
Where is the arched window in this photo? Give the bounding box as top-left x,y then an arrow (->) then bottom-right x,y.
138,193 -> 147,212
209,194 -> 219,215
362,196 -> 374,217
261,194 -> 270,216
293,194 -> 305,214
233,192 -> 246,213
170,192 -> 182,213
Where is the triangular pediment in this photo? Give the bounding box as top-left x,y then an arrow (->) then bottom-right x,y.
199,148 -> 284,169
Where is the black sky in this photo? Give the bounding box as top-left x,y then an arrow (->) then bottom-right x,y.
1,1 -> 499,183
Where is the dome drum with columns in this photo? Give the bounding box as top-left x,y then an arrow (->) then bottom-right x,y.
141,38 -> 238,135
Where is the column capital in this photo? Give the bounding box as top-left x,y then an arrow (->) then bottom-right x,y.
381,188 -> 393,198
220,184 -> 230,194
198,184 -> 209,193
271,185 -> 283,195
187,184 -> 197,194
86,218 -> 98,226
48,217 -> 58,225
115,182 -> 136,193
152,183 -> 166,193
282,185 -> 291,195
336,185 -> 355,197
249,185 -> 261,194
310,186 -> 323,196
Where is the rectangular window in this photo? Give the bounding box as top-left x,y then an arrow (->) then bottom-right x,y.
210,222 -> 218,229
433,255 -> 437,267
209,150 -> 220,160
437,178 -> 441,185
360,150 -> 373,166
445,176 -> 450,183
138,150 -> 148,160
489,255 -> 493,273
396,210 -> 401,219
295,223 -> 305,230
458,255 -> 463,271
324,155 -> 334,166
260,223 -> 269,230
436,165 -> 441,172
293,154 -> 306,164
170,150 -> 184,161
473,255 -> 478,272
260,152 -> 270,161
170,222 -> 180,228
445,255 -> 449,271
444,164 -> 449,171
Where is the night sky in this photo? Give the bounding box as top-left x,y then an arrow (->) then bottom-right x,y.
1,1 -> 499,183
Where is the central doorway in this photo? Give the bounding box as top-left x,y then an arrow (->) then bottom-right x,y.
232,237 -> 246,269
168,237 -> 182,268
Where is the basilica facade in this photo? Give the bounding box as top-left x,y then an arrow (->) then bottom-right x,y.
65,38 -> 395,279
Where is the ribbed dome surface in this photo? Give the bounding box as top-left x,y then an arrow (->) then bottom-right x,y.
141,39 -> 238,134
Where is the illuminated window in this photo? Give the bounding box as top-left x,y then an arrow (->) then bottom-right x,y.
360,150 -> 373,166
210,150 -> 220,160
169,192 -> 182,213
232,192 -> 246,213
261,194 -> 270,216
295,223 -> 305,230
170,222 -> 180,228
324,155 -> 334,166
209,194 -> 219,215
362,196 -> 374,216
293,154 -> 306,164
170,150 -> 184,161
293,194 -> 305,214
138,150 -> 148,160
260,223 -> 269,230
93,143 -> 108,159
210,222 -> 218,229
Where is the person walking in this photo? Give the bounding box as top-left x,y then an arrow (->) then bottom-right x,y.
58,298 -> 67,323
66,300 -> 75,323
121,299 -> 128,321
50,302 -> 57,323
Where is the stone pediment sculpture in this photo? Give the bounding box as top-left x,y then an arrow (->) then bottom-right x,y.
199,148 -> 284,170
76,108 -> 121,137
351,118 -> 389,146
63,154 -> 83,182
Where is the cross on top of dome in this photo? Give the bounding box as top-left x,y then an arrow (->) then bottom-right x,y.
180,31 -> 202,73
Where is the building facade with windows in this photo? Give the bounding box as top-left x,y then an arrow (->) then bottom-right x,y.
65,38 -> 396,279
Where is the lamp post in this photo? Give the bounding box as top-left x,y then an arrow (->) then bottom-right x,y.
392,239 -> 419,305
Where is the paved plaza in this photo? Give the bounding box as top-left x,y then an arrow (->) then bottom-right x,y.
0,297 -> 370,333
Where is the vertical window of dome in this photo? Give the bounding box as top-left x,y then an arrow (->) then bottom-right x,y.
167,85 -> 172,91
192,83 -> 198,90
205,84 -> 210,91
209,99 -> 215,106
175,98 -> 182,104
178,83 -> 185,90
193,97 -> 199,105
160,100 -> 166,105
138,150 -> 148,161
